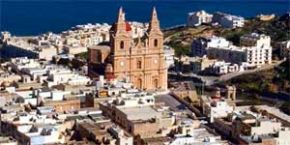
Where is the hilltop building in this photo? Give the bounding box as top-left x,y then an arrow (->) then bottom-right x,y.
212,12 -> 245,28
187,10 -> 213,26
187,11 -> 244,28
191,33 -> 272,68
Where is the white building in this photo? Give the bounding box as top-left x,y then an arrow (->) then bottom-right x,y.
47,68 -> 90,87
18,125 -> 65,145
201,95 -> 235,123
187,10 -> 213,27
1,31 -> 11,43
36,32 -> 62,47
220,15 -> 244,28
206,36 -> 247,64
35,45 -> 58,60
10,57 -> 41,72
250,119 -> 282,136
240,33 -> 272,66
0,111 -> 76,145
108,126 -> 133,145
212,12 -> 244,28
194,34 -> 272,68
210,61 -> 240,75
0,72 -> 21,86
106,91 -> 156,108
33,88 -> 70,101
168,128 -> 228,145
164,45 -> 175,68
275,128 -> 290,145
129,21 -> 148,38
63,45 -> 87,55
9,58 -> 91,87
61,22 -> 148,55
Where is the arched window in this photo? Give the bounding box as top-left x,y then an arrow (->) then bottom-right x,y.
153,79 -> 158,88
137,78 -> 142,89
137,60 -> 142,69
120,41 -> 124,49
154,39 -> 158,47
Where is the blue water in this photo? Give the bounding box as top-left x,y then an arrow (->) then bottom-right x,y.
0,0 -> 289,36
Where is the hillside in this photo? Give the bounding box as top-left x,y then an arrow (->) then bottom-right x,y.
225,60 -> 289,94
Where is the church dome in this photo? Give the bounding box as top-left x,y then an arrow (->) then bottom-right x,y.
109,22 -> 132,32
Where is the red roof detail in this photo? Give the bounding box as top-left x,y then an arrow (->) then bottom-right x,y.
211,96 -> 221,99
125,22 -> 132,31
110,22 -> 131,32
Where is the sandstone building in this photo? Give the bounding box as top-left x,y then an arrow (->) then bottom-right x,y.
88,7 -> 167,90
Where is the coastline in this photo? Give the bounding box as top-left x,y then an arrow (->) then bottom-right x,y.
1,0 -> 288,35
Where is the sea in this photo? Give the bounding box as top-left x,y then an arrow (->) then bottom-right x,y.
0,0 -> 289,36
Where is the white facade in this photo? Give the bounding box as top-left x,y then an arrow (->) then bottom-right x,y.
0,73 -> 21,85
61,22 -> 148,54
129,21 -> 148,38
202,95 -> 234,123
10,58 -> 91,87
15,90 -> 38,106
109,126 -> 133,145
276,128 -> 290,145
168,128 -> 227,145
187,11 -> 244,28
210,61 -> 240,75
36,45 -> 58,60
245,45 -> 272,67
208,100 -> 234,123
2,113 -> 70,145
47,68 -> 90,87
10,57 -> 41,71
97,76 -> 156,108
22,126 -> 64,145
187,10 -> 213,26
251,119 -> 282,136
164,45 -> 175,68
201,34 -> 272,68
62,23 -> 111,49
1,31 -> 11,43
220,15 -> 244,28
207,36 -> 231,48
113,91 -> 155,108
212,12 -> 244,28
241,33 -> 272,66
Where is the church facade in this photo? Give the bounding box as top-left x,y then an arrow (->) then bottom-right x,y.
89,7 -> 167,90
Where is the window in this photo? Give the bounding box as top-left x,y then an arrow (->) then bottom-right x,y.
120,41 -> 124,49
137,78 -> 142,89
154,39 -> 158,47
137,60 -> 142,69
153,79 -> 158,88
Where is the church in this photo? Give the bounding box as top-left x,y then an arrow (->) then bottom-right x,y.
88,7 -> 167,90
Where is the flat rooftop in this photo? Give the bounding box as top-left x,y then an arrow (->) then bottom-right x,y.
79,122 -> 108,137
0,136 -> 17,144
88,44 -> 110,51
155,94 -> 191,113
118,106 -> 162,121
256,105 -> 290,123
190,128 -> 223,142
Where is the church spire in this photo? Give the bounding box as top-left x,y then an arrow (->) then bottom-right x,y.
148,7 -> 161,33
117,7 -> 125,23
114,6 -> 127,33
151,7 -> 158,22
